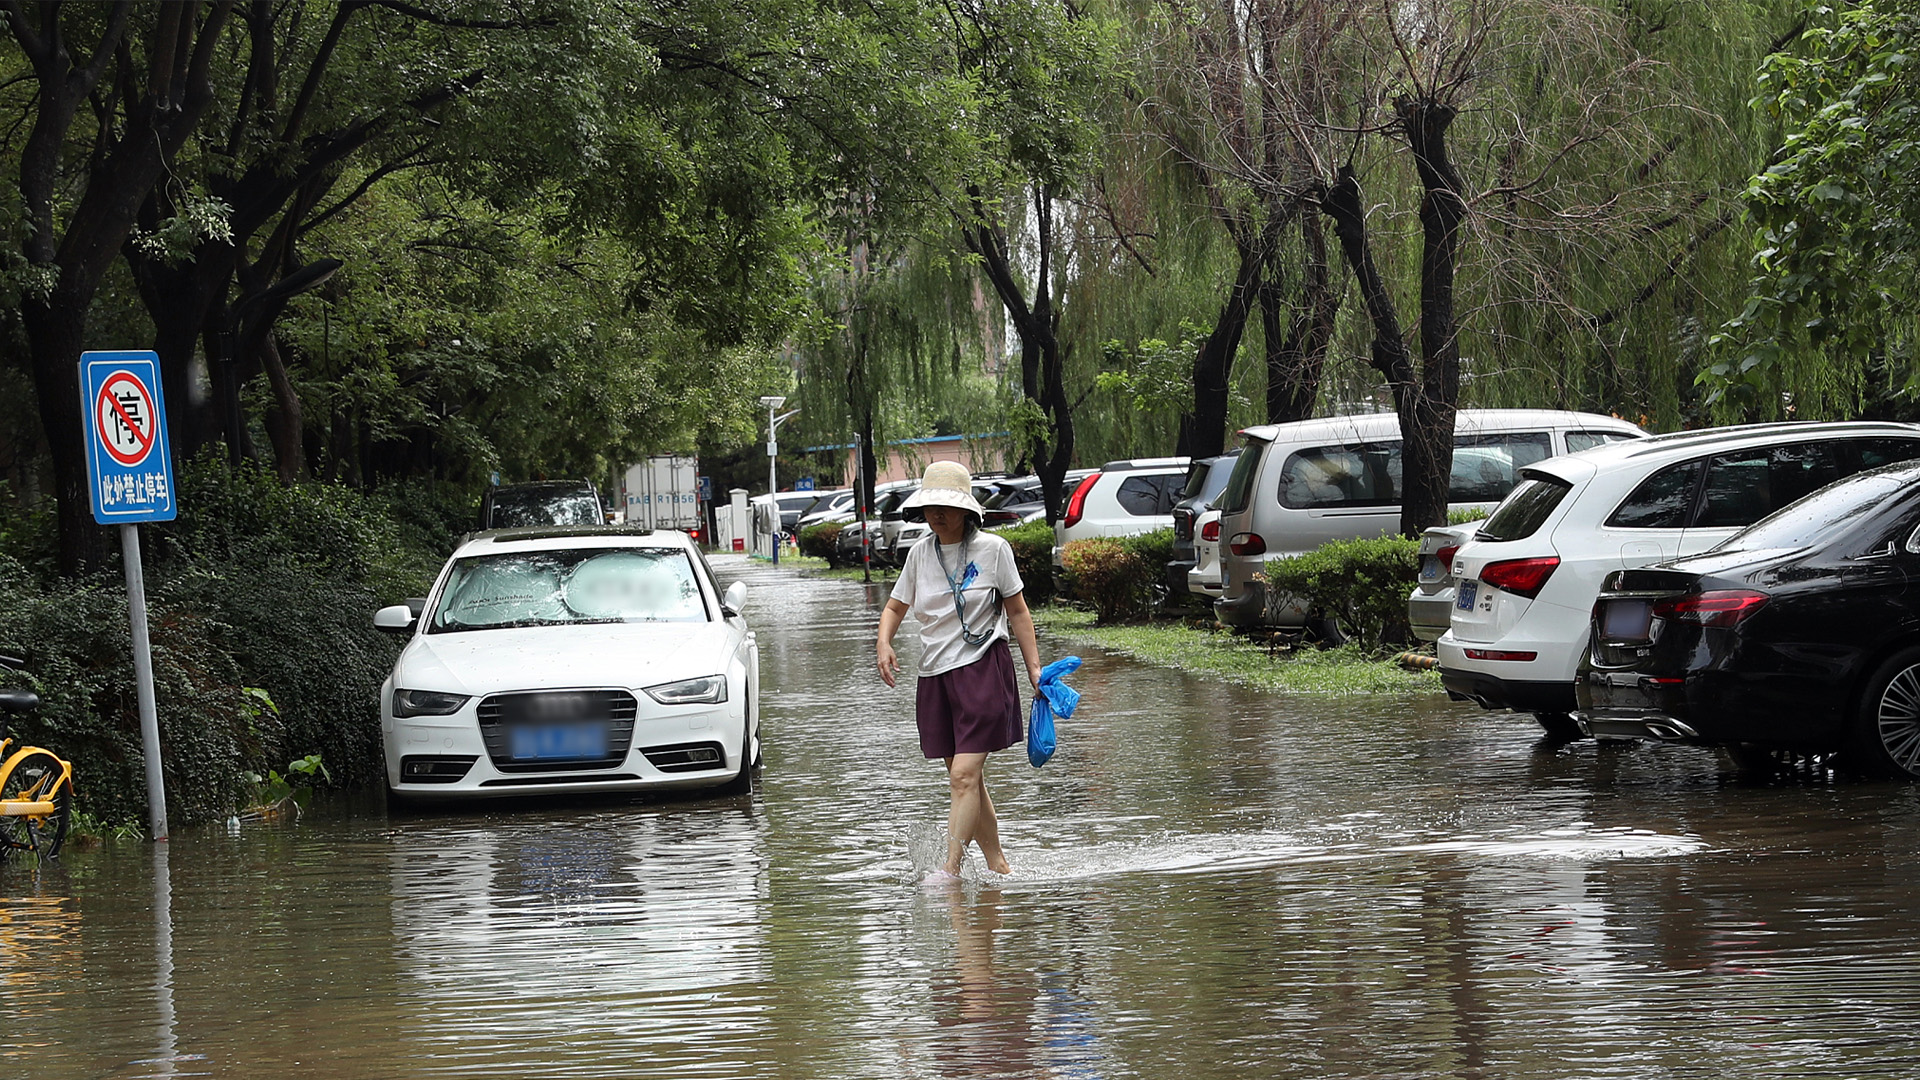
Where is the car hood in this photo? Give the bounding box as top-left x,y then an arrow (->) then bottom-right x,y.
394,621 -> 735,696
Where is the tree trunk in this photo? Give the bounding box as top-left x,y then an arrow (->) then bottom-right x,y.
1322,166 -> 1424,537
1182,244 -> 1262,458
1402,100 -> 1468,538
1264,211 -> 1338,424
22,296 -> 109,574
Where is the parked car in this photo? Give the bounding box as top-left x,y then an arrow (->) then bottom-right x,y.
1167,452 -> 1240,599
1053,456 -> 1192,567
1409,520 -> 1484,641
480,481 -> 606,530
1186,508 -> 1225,599
981,470 -> 1096,527
774,492 -> 823,533
1440,421 -> 1920,739
374,526 -> 761,800
834,480 -> 916,566
798,489 -> 855,529
1214,409 -> 1644,633
1576,460 -> 1920,776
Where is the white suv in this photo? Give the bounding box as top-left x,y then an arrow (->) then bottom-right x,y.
1052,457 -> 1191,566
1440,421 -> 1920,737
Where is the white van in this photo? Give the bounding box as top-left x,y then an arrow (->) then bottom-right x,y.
1213,409 -> 1645,629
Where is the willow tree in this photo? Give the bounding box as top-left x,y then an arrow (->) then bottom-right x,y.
1300,0 -> 1774,536
1139,0 -> 1354,456
1707,0 -> 1920,421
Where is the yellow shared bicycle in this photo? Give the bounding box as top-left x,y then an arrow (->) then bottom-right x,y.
0,655 -> 73,860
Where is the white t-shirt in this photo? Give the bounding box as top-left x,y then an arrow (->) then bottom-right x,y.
889,530 -> 1025,677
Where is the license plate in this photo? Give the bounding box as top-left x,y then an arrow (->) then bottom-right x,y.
1600,600 -> 1653,642
1456,580 -> 1479,611
509,722 -> 609,762
1419,555 -> 1444,584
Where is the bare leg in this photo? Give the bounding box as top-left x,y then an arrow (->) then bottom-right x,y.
975,775 -> 1010,874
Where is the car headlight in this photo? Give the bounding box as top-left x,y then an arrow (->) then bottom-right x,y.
392,689 -> 472,718
644,675 -> 728,705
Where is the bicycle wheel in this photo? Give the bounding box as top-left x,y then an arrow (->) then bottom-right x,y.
0,751 -> 71,859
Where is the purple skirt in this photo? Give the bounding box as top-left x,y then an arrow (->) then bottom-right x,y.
915,642 -> 1023,759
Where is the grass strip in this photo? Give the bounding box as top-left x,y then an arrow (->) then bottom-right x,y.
1030,605 -> 1442,696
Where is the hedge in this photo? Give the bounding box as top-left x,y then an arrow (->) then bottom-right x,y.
1262,535 -> 1420,650
992,519 -> 1057,600
1058,528 -> 1176,623
0,457 -> 457,829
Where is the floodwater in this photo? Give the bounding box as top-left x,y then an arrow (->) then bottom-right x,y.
8,555 -> 1920,1079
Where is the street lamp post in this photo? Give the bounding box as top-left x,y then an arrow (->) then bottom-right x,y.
758,395 -> 797,564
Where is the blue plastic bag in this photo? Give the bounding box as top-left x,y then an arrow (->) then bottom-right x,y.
1028,656 -> 1083,768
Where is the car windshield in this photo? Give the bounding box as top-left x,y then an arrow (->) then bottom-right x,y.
429,547 -> 707,632
1713,469 -> 1920,554
487,486 -> 600,528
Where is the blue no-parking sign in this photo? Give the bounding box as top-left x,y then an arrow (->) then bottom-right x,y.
81,351 -> 176,523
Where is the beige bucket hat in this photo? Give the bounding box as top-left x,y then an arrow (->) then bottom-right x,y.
901,461 -> 985,518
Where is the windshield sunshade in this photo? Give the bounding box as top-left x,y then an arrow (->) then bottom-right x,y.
430,548 -> 707,632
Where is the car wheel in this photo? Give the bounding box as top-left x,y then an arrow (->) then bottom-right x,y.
1847,646 -> 1920,779
1531,712 -> 1585,743
1304,612 -> 1348,648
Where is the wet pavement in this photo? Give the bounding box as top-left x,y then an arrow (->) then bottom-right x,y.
8,554 -> 1920,1079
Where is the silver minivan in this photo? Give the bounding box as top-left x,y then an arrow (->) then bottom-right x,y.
1213,409 -> 1645,629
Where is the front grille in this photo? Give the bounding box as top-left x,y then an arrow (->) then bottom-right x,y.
476,689 -> 638,773
642,741 -> 729,773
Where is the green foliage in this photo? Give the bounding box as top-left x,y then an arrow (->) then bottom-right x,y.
1263,536 -> 1420,652
1061,538 -> 1138,623
993,519 -> 1058,600
0,457 -> 451,828
798,521 -> 844,562
1447,506 -> 1491,525
1707,0 -> 1920,418
243,753 -> 332,818
1118,527 -> 1176,570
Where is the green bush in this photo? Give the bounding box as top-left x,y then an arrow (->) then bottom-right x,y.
1119,527 -> 1175,571
0,456 -> 451,828
1262,535 -> 1420,651
992,519 -> 1056,600
0,553 -> 264,827
798,521 -> 844,563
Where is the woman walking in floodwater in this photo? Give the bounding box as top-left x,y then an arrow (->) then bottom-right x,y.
877,462 -> 1044,882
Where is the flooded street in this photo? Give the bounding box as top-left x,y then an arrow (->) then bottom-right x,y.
9,553 -> 1920,1079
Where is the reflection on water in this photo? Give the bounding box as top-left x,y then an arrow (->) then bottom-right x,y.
387,805 -> 771,1076
7,555 -> 1920,1078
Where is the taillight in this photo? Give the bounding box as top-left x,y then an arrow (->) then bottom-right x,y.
1200,520 -> 1221,542
1479,556 -> 1560,599
1174,509 -> 1194,540
1651,590 -> 1768,628
1063,473 -> 1100,528
1463,649 -> 1538,662
1434,545 -> 1459,569
1229,532 -> 1266,556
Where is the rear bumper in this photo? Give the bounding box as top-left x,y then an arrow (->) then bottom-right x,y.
1439,668 -> 1576,713
1215,581 -> 1265,627
1408,590 -> 1454,643
1574,670 -> 1702,740
1166,559 -> 1196,597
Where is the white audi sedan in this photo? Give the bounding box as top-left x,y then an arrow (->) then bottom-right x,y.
374,527 -> 760,801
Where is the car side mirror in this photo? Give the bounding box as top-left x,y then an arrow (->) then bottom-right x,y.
374,605 -> 418,633
722,581 -> 748,616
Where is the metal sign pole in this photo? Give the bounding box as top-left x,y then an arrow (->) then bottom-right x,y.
82,351 -> 177,842
121,524 -> 168,840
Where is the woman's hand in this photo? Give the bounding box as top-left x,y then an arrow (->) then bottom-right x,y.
877,598 -> 908,687
877,642 -> 900,687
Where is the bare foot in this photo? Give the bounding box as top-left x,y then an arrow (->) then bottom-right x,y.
983,850 -> 1011,875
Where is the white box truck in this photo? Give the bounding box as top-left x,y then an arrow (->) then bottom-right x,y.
622,455 -> 700,532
